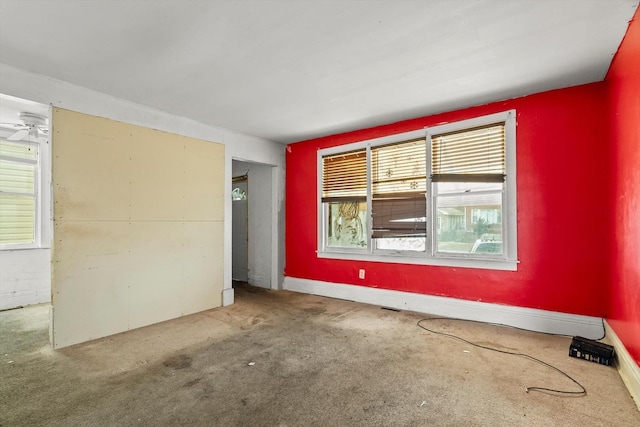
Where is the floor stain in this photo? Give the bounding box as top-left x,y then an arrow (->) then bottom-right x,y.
163,354 -> 192,369
183,377 -> 202,388
303,307 -> 326,316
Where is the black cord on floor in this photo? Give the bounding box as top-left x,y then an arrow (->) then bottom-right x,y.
417,316 -> 605,341
417,317 -> 587,396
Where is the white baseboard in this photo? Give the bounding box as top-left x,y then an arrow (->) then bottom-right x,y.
283,277 -> 604,339
222,288 -> 234,306
604,320 -> 640,410
249,273 -> 271,289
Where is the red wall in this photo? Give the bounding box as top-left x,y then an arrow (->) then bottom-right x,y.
606,9 -> 640,366
286,82 -> 609,317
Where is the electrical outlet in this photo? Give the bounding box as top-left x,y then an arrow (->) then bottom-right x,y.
358,269 -> 365,279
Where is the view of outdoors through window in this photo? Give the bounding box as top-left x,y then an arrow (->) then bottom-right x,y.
431,122 -> 505,256
0,140 -> 37,245
434,182 -> 502,253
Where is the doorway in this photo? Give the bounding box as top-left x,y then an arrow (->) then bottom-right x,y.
232,175 -> 249,282
231,160 -> 275,290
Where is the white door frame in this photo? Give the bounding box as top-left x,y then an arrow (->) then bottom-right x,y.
224,158 -> 281,305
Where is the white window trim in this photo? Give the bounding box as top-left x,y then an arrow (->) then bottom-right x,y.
0,114 -> 51,251
317,110 -> 517,271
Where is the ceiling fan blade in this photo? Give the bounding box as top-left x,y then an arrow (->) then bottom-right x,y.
7,129 -> 29,141
0,123 -> 24,130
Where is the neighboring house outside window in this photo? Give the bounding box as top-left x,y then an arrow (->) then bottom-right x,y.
317,110 -> 517,270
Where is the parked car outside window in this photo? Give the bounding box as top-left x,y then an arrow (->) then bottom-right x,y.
470,239 -> 502,254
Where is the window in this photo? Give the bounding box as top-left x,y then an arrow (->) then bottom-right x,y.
321,149 -> 367,249
0,139 -> 39,246
431,122 -> 506,254
372,138 -> 426,252
317,110 -> 517,270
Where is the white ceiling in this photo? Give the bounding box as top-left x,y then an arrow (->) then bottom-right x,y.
0,0 -> 637,143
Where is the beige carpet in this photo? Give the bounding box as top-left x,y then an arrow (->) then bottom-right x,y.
1,283 -> 638,426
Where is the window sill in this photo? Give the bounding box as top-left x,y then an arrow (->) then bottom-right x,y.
0,244 -> 50,252
317,250 -> 518,271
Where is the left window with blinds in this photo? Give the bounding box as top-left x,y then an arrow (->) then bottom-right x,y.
321,149 -> 368,250
0,140 -> 39,246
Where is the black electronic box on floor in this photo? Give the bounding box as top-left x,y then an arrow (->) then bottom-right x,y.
569,336 -> 615,366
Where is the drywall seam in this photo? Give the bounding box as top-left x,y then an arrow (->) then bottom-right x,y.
604,320 -> 640,410
283,277 -> 604,339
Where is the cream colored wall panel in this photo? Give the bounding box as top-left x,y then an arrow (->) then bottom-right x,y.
183,156 -> 225,221
129,133 -> 186,221
183,135 -> 225,159
52,221 -> 131,348
182,221 -> 224,257
184,138 -> 225,221
52,108 -> 131,221
51,108 -> 225,349
52,221 -> 130,281
52,267 -> 130,348
181,221 -> 224,312
180,259 -> 223,313
126,258 -> 185,328
127,221 -> 183,264
126,221 -> 223,327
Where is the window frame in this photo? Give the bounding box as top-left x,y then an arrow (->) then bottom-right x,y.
0,136 -> 50,251
317,110 -> 517,271
317,140 -> 372,255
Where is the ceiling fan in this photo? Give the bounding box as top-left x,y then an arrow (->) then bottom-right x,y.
0,112 -> 49,141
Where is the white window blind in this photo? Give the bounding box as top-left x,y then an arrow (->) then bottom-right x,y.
431,123 -> 505,182
372,138 -> 426,238
322,149 -> 367,202
0,140 -> 37,244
